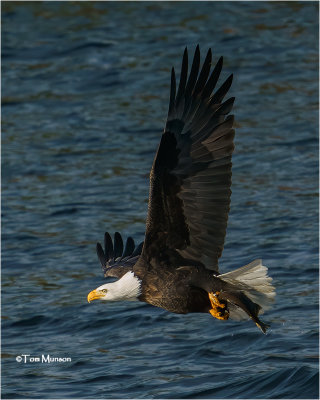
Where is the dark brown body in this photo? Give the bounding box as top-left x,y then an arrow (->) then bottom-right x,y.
133,259 -> 226,314
97,232 -> 271,332
132,255 -> 268,333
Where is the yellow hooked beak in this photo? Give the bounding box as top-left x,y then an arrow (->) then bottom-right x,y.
87,289 -> 104,303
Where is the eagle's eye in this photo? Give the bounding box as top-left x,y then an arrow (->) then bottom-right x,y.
101,289 -> 108,294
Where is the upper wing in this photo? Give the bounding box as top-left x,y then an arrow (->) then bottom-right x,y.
142,46 -> 235,272
96,232 -> 143,278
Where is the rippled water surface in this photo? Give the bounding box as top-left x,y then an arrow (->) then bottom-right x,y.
2,2 -> 319,399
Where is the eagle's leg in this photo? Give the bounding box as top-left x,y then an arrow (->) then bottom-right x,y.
208,292 -> 229,320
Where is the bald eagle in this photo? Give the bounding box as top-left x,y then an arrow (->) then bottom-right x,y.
87,46 -> 275,333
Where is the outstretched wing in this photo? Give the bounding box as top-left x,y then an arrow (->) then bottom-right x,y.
142,46 -> 235,272
96,232 -> 143,278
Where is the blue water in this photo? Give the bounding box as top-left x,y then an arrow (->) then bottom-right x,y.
2,2 -> 319,399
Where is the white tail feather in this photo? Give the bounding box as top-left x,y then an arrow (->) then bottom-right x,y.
219,259 -> 275,320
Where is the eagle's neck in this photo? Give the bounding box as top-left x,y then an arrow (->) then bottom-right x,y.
105,271 -> 142,301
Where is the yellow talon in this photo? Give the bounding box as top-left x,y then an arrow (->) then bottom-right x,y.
208,292 -> 225,308
208,291 -> 229,320
209,308 -> 229,320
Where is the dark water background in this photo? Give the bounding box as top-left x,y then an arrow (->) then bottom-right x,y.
2,2 -> 319,399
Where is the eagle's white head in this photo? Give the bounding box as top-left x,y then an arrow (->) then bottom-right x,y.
87,271 -> 142,303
